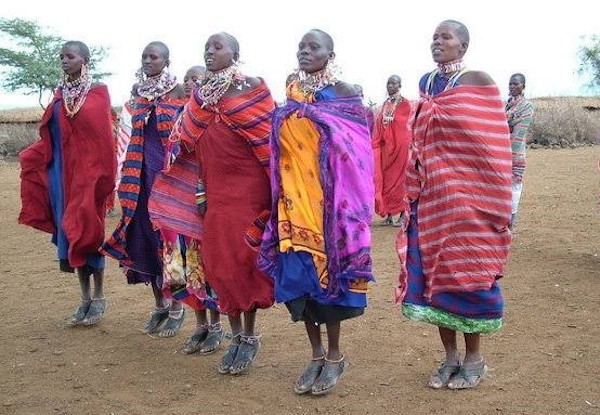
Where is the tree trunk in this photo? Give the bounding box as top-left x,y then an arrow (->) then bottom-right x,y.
38,88 -> 44,109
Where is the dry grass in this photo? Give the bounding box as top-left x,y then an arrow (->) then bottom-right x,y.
529,96 -> 600,147
0,98 -> 598,157
0,122 -> 39,157
0,107 -> 44,123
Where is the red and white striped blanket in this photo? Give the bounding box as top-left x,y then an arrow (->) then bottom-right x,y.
397,85 -> 512,302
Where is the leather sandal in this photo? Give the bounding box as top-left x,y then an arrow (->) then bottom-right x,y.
428,361 -> 461,389
447,359 -> 487,390
229,335 -> 261,375
294,356 -> 325,395
311,356 -> 349,395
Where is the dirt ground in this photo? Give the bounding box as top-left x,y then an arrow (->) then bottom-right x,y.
1,147 -> 599,415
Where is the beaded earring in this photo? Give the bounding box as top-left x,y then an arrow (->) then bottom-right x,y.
80,63 -> 89,78
135,67 -> 146,83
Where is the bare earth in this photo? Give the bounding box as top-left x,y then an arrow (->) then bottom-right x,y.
1,147 -> 598,415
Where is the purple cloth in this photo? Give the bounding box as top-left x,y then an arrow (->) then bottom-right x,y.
124,110 -> 164,284
259,95 -> 375,298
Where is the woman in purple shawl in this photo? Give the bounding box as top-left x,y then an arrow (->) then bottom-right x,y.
260,29 -> 374,396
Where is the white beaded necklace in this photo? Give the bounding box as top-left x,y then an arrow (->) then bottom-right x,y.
382,91 -> 403,124
135,68 -> 178,101
289,60 -> 341,98
60,71 -> 93,118
196,64 -> 249,107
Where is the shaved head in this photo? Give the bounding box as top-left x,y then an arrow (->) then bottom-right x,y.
308,29 -> 334,52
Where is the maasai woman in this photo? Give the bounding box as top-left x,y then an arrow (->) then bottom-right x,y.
101,41 -> 187,337
149,65 -> 224,355
395,20 -> 512,390
19,41 -> 116,326
372,75 -> 412,226
152,32 -> 274,374
506,73 -> 534,229
260,29 -> 374,395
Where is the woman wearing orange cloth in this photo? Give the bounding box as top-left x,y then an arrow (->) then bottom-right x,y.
372,74 -> 412,226
259,29 -> 374,395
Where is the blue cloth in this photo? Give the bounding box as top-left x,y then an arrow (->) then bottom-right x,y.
403,202 -> 503,320
47,100 -> 104,270
314,85 -> 338,101
419,72 -> 461,96
124,109 -> 164,284
276,251 -> 366,307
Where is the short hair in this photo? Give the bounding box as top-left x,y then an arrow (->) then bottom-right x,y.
308,29 -> 334,52
63,41 -> 90,61
215,32 -> 240,55
441,19 -> 470,45
146,41 -> 170,59
510,73 -> 526,85
188,65 -> 206,74
354,84 -> 364,97
388,75 -> 402,86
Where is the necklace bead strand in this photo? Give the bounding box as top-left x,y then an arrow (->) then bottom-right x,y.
60,72 -> 93,118
196,64 -> 249,107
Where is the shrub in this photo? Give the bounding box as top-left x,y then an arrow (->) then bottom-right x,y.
529,97 -> 600,147
0,122 -> 38,157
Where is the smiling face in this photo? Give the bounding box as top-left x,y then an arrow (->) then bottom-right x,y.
430,22 -> 467,64
183,66 -> 206,97
141,43 -> 169,77
60,44 -> 87,80
297,30 -> 334,74
204,33 -> 237,72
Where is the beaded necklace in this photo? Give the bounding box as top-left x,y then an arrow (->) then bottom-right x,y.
60,71 -> 93,118
425,59 -> 468,95
289,60 -> 341,98
196,64 -> 249,107
135,68 -> 178,101
382,91 -> 403,125
438,59 -> 465,74
506,94 -> 524,112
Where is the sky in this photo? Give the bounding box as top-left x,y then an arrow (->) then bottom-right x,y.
1,0 -> 599,109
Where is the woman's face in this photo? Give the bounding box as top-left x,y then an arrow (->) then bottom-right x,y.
141,44 -> 168,77
204,34 -> 236,72
430,23 -> 465,64
60,45 -> 86,79
183,68 -> 205,97
297,31 -> 333,74
387,77 -> 401,96
509,76 -> 525,97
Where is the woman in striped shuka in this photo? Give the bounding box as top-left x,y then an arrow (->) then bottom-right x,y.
395,20 -> 512,390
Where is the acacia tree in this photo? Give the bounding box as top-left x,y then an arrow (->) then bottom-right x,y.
0,18 -> 110,108
578,35 -> 600,92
